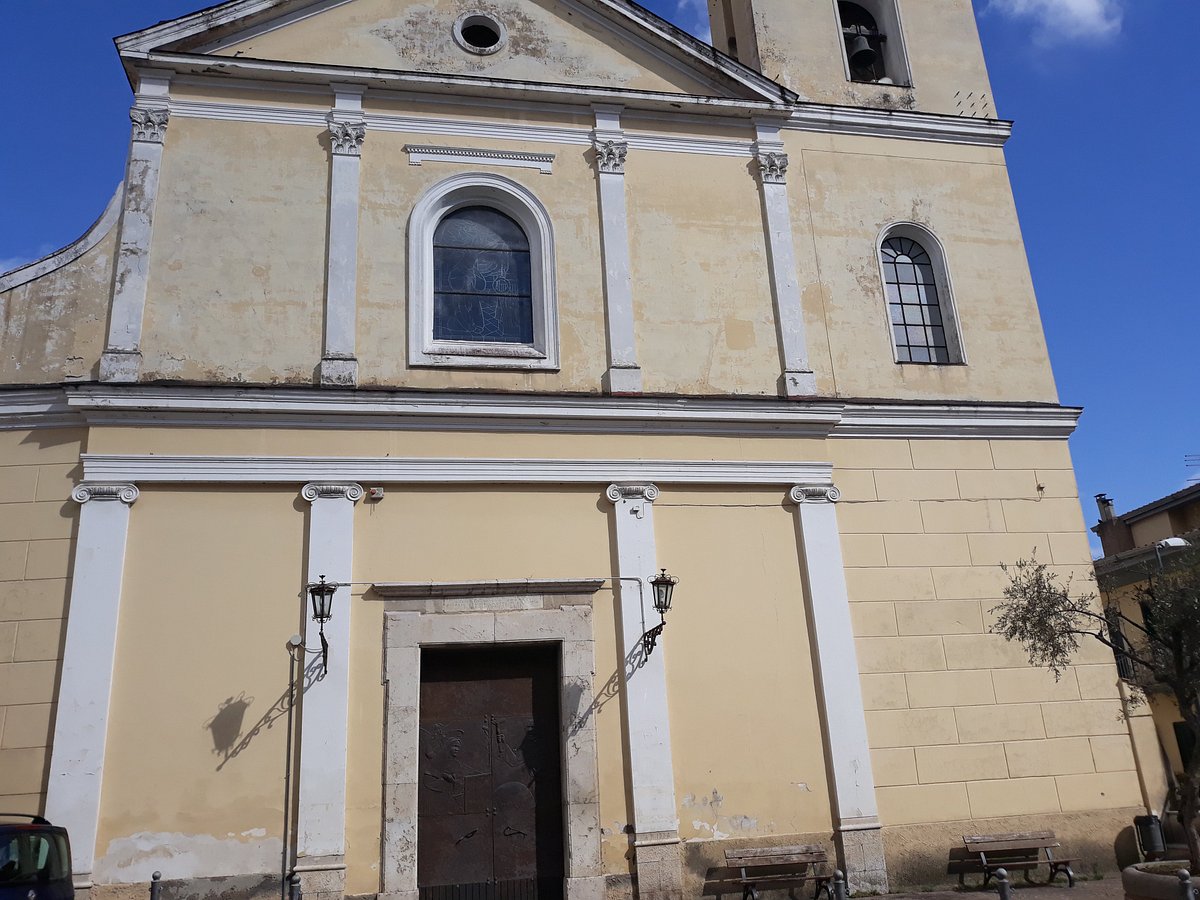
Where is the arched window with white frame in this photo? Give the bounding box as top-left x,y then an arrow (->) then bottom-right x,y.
408,173 -> 558,370
878,224 -> 964,365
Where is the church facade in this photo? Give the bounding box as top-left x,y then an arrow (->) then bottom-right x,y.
0,1 -> 1155,898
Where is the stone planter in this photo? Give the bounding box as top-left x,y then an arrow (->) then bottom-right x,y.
1123,863 -> 1195,900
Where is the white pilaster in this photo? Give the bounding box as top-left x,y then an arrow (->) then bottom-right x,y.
788,484 -> 887,893
45,483 -> 140,890
296,482 -> 362,898
592,106 -> 642,396
753,120 -> 817,399
604,484 -> 681,898
100,71 -> 172,383
320,86 -> 366,387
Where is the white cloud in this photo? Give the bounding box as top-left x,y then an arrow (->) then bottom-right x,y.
989,0 -> 1123,43
673,0 -> 712,43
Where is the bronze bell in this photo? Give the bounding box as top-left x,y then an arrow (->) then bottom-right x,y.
848,34 -> 877,68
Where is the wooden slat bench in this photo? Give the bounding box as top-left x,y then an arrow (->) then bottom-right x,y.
703,844 -> 837,900
950,831 -> 1076,887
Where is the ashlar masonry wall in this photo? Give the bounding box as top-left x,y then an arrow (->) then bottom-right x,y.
832,437 -> 1144,884
0,429 -> 82,813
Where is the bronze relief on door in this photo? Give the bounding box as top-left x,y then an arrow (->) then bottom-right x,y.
418,646 -> 564,900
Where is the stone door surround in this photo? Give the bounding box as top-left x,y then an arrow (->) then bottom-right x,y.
377,579 -> 604,900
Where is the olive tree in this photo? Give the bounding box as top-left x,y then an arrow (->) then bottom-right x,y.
992,546 -> 1200,870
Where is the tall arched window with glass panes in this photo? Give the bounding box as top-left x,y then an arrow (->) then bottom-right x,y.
881,235 -> 951,364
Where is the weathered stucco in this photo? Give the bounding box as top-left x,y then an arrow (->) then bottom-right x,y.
713,0 -> 994,117
0,227 -> 115,384
210,0 -> 719,95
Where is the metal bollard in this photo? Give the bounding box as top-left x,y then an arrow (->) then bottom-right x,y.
833,869 -> 848,900
289,872 -> 303,900
150,871 -> 163,900
994,868 -> 1012,900
1178,869 -> 1194,900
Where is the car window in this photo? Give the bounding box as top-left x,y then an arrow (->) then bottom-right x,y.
0,830 -> 69,885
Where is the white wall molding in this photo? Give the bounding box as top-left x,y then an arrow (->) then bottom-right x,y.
787,483 -> 888,893
162,91 -> 1009,152
0,389 -> 82,430
0,184 -> 124,292
100,71 -> 174,384
319,86 -> 366,387
295,481 -> 361,897
592,105 -> 641,395
786,103 -> 1011,147
404,144 -> 555,174
604,483 -> 683,895
81,454 -> 834,486
752,119 -> 817,399
45,483 -> 140,889
53,385 -> 1084,439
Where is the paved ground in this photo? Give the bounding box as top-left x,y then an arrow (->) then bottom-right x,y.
888,878 -> 1124,900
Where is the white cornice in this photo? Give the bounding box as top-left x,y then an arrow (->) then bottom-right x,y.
371,579 -> 605,599
163,80 -> 1009,150
53,385 -> 1081,439
405,144 -> 556,174
786,104 -> 1012,147
0,185 -> 124,292
81,454 -> 835,486
0,389 -> 81,431
170,97 -> 758,157
2,387 -> 1081,440
836,402 -> 1081,439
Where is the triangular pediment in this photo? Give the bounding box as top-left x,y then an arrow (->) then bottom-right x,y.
118,0 -> 789,102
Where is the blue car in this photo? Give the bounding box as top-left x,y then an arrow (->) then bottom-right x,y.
0,815 -> 73,900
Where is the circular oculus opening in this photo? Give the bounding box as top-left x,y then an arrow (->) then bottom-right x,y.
453,14 -> 506,54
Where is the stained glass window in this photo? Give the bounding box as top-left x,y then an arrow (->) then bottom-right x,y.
881,236 -> 950,364
433,207 -> 533,344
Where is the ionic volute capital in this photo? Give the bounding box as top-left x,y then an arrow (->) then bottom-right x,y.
72,483 -> 140,506
605,483 -> 659,504
302,483 -> 365,503
328,121 -> 366,156
130,108 -> 170,143
788,484 -> 841,505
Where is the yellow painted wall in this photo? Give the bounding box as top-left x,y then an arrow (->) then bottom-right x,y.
0,429 -> 82,814
791,134 -> 1057,404
713,0 -> 993,116
96,487 -> 305,879
830,437 -> 1143,825
210,0 -> 718,95
356,128 -> 609,391
345,486 -> 618,894
141,117 -> 328,384
655,491 -> 833,842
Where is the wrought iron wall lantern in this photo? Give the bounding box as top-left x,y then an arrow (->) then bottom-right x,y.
307,575 -> 339,672
642,568 -> 678,656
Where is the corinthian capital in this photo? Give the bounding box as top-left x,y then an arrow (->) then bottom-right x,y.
755,149 -> 788,185
593,139 -> 628,175
302,483 -> 365,503
329,121 -> 366,156
130,108 -> 170,143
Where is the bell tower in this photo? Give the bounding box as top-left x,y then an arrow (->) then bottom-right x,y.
707,0 -> 996,117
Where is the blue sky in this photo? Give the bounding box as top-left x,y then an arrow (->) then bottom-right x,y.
1,0 -> 1195,549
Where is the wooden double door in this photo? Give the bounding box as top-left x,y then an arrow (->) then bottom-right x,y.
418,646 -> 564,900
